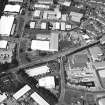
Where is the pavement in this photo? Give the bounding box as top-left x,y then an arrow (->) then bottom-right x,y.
58,57 -> 66,104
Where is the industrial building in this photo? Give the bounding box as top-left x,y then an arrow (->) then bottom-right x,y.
25,65 -> 50,77
0,93 -> 7,103
0,15 -> 14,36
70,11 -> 83,23
38,76 -> 55,89
34,4 -> 50,9
4,4 -> 21,14
8,0 -> 23,2
31,92 -> 50,105
31,32 -> 59,52
38,0 -> 53,4
13,85 -> 31,100
98,98 -> 105,105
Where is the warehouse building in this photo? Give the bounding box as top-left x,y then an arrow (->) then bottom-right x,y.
0,40 -> 16,64
13,85 -> 31,100
38,0 -> 53,4
34,4 -> 50,9
8,0 -> 23,2
4,4 -> 21,14
25,65 -> 50,77
38,76 -> 55,89
31,92 -> 50,105
70,11 -> 83,23
31,32 -> 58,52
0,93 -> 7,103
0,15 -> 14,36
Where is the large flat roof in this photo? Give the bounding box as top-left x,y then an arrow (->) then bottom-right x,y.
26,65 -> 50,77
13,85 -> 31,100
8,0 -> 23,2
4,4 -> 21,13
31,32 -> 58,52
70,12 -> 83,23
31,40 -> 50,51
31,92 -> 50,105
0,93 -> 7,103
0,15 -> 14,36
38,76 -> 55,89
50,32 -> 58,51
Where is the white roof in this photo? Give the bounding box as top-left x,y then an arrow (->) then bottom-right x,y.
63,1 -> 71,6
99,70 -> 105,78
34,4 -> 50,9
56,12 -> 61,19
30,22 -> 35,29
41,23 -> 47,29
55,22 -> 60,30
33,10 -> 41,17
31,40 -> 50,51
50,32 -> 58,51
61,22 -> 65,30
38,0 -> 53,4
70,12 -> 83,17
31,92 -> 49,105
4,4 -> 21,13
99,98 -> 105,105
52,22 -> 60,30
82,34 -> 90,39
26,65 -> 50,77
39,76 -> 55,89
8,0 -> 23,2
66,24 -> 71,29
61,14 -> 67,21
43,11 -> 48,19
0,15 -> 14,36
0,40 -> 8,49
0,93 -> 7,103
60,1 -> 71,6
13,85 -> 31,100
71,16 -> 81,23
70,12 -> 83,22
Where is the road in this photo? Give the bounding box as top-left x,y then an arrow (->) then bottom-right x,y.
58,56 -> 66,104
7,40 -> 100,74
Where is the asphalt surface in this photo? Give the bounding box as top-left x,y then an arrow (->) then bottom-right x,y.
58,57 -> 66,104
2,1 -> 103,104
7,40 -> 100,74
